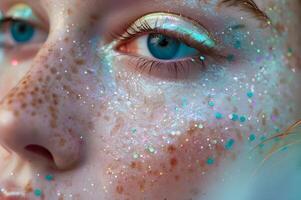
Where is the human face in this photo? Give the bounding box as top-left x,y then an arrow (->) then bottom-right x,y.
0,0 -> 300,199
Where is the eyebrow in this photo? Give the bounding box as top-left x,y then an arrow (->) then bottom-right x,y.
218,0 -> 270,24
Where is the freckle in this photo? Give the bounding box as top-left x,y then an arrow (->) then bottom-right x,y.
8,93 -> 14,98
50,120 -> 57,128
24,182 -> 33,193
50,67 -> 57,74
38,77 -> 43,82
64,37 -> 69,43
17,92 -> 26,97
44,64 -> 49,69
116,185 -> 124,194
90,14 -> 99,21
31,101 -> 37,107
38,98 -> 43,104
59,138 -> 66,146
7,99 -> 13,105
170,157 -> 178,167
31,112 -> 36,116
167,145 -> 176,154
46,76 -> 51,82
56,74 -> 62,80
67,8 -> 72,15
14,110 -> 19,117
70,65 -> 78,74
75,59 -> 85,65
21,103 -> 27,109
174,175 -> 180,181
34,87 -> 39,92
30,91 -> 36,96
138,179 -> 146,192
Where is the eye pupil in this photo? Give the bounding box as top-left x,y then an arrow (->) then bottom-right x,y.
147,33 -> 180,60
10,21 -> 35,43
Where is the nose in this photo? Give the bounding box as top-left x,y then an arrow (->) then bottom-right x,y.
0,55 -> 85,171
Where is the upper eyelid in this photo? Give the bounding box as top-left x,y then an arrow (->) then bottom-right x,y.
1,3 -> 49,29
113,12 -> 217,48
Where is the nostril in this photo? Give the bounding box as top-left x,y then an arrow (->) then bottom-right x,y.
25,144 -> 54,162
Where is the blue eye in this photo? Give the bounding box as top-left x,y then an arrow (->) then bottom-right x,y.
10,20 -> 35,43
147,33 -> 198,60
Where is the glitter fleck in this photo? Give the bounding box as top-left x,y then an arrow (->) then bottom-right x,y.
249,134 -> 256,142
131,128 -> 137,134
239,116 -> 246,123
34,189 -> 42,197
247,91 -> 254,98
206,157 -> 215,165
147,146 -> 156,154
45,174 -> 54,181
230,113 -> 239,121
208,101 -> 215,107
225,138 -> 235,150
215,112 -> 223,119
133,152 -> 139,159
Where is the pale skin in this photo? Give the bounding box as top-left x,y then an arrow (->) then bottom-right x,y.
0,0 -> 300,199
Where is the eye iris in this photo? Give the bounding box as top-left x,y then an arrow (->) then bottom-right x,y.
10,21 -> 35,43
147,33 -> 180,60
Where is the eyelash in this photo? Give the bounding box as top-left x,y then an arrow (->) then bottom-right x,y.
112,19 -> 222,79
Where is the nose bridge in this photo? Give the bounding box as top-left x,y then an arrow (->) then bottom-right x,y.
0,33 -> 92,169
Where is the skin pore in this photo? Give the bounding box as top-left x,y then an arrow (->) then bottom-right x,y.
0,0 -> 300,199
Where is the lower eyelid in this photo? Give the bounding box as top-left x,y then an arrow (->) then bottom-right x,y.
113,53 -> 211,81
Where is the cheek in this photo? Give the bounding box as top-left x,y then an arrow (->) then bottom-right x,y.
92,88 -> 243,199
0,61 -> 32,99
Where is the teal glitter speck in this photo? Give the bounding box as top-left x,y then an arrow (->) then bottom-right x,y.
231,113 -> 239,121
215,112 -> 223,119
208,101 -> 215,107
34,189 -> 42,197
225,139 -> 235,150
206,157 -> 215,165
249,134 -> 256,142
45,174 -> 54,181
240,116 -> 246,123
200,56 -> 206,61
247,92 -> 254,98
